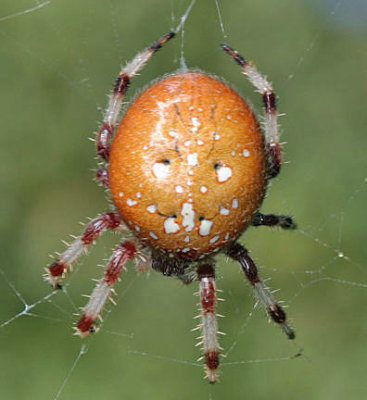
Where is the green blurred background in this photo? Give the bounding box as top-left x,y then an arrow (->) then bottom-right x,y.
1,0 -> 366,399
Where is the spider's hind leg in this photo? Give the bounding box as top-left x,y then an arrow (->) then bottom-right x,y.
196,261 -> 221,383
226,242 -> 295,340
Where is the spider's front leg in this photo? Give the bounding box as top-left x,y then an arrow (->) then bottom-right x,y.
95,167 -> 109,188
95,32 -> 175,163
76,240 -> 137,337
46,212 -> 124,289
221,44 -> 282,179
226,242 -> 295,340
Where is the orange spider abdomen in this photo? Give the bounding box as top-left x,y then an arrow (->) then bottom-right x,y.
109,72 -> 266,260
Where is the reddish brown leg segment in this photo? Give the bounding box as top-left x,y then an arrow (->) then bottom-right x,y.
95,167 -> 109,188
76,241 -> 137,337
46,212 -> 122,288
197,263 -> 220,383
266,142 -> 282,179
226,242 -> 295,339
221,44 -> 282,179
95,32 -> 175,162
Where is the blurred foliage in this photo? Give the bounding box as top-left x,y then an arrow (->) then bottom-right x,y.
0,0 -> 366,399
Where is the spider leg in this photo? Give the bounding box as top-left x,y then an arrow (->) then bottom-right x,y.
252,212 -> 297,230
96,32 -> 175,162
196,262 -> 221,383
76,240 -> 137,337
45,212 -> 124,289
95,167 -> 109,188
226,242 -> 295,339
221,44 -> 281,179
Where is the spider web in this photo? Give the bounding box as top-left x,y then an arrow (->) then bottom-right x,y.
1,1 -> 366,399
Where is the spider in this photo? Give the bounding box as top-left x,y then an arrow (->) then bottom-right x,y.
45,32 -> 296,383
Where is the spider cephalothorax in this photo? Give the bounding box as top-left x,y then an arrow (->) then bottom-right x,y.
46,32 -> 296,383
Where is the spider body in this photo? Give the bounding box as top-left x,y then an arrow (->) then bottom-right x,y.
109,72 -> 266,262
46,32 -> 296,383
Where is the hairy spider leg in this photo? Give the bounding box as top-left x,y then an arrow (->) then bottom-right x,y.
226,242 -> 295,339
221,44 -> 281,179
95,167 -> 109,188
196,262 -> 223,383
76,241 -> 137,337
95,32 -> 176,165
46,213 -> 123,289
47,32 -> 175,286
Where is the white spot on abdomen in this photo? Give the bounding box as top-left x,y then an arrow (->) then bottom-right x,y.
147,204 -> 157,213
199,220 -> 213,236
164,218 -> 180,234
187,153 -> 198,166
181,202 -> 195,232
216,165 -> 232,182
220,206 -> 230,215
149,232 -> 158,240
210,235 -> 219,243
191,117 -> 200,133
232,198 -> 238,209
153,163 -> 169,179
126,199 -> 137,206
175,185 -> 183,193
200,186 -> 208,194
243,149 -> 250,157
